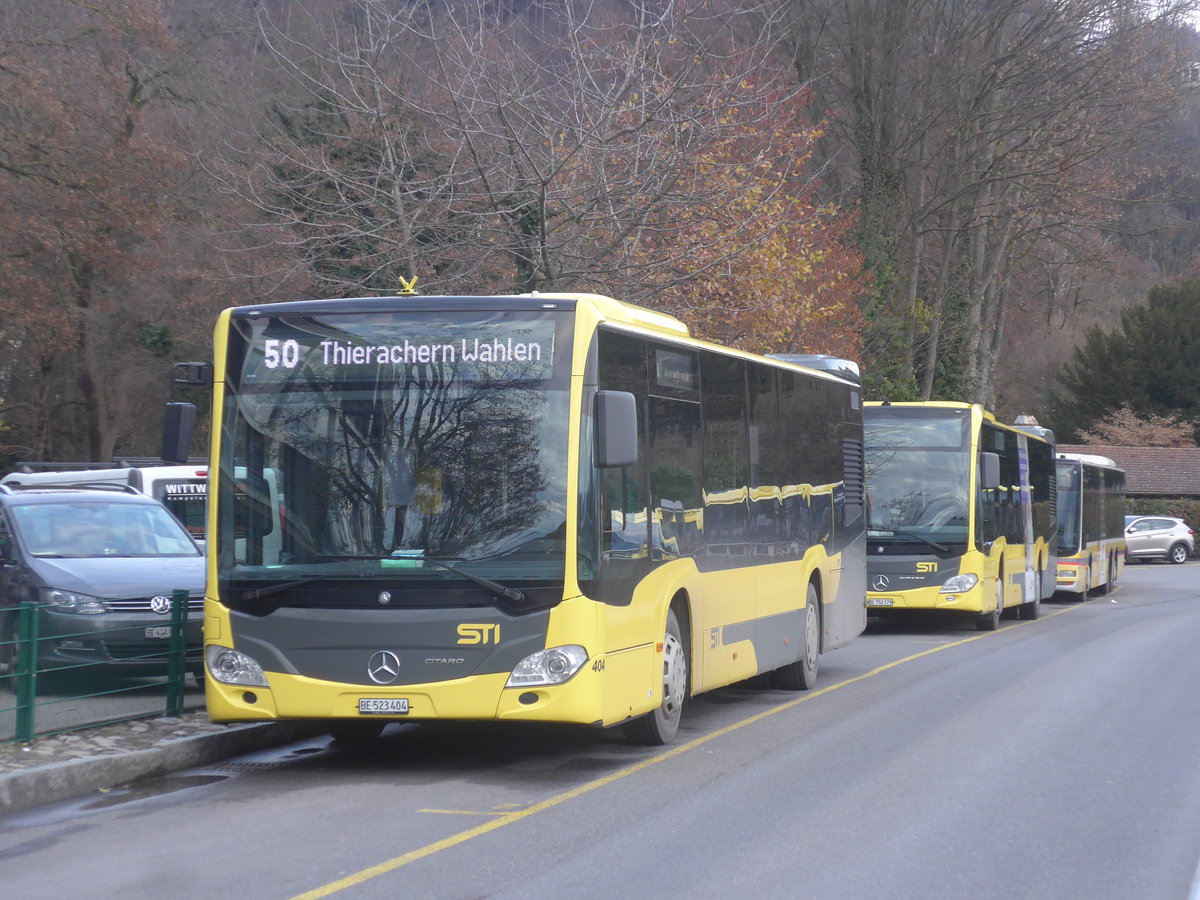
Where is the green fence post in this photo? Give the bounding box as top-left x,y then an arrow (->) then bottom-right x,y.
165,589 -> 187,717
15,600 -> 38,743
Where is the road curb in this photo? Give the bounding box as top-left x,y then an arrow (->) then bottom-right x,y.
0,720 -> 327,817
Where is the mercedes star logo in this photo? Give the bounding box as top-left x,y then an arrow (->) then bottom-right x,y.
367,650 -> 401,684
149,595 -> 173,615
871,575 -> 890,591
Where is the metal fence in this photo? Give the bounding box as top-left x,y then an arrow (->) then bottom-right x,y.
0,590 -> 204,744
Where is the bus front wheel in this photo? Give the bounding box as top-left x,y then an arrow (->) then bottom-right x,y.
976,575 -> 1003,631
625,608 -> 687,745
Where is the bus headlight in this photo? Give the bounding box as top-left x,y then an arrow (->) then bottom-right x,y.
506,645 -> 588,687
939,574 -> 979,594
205,645 -> 269,687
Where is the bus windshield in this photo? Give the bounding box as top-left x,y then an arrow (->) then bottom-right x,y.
864,407 -> 970,550
218,308 -> 574,603
1055,462 -> 1082,554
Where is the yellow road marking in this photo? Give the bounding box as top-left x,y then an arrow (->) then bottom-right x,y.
291,603 -> 1081,899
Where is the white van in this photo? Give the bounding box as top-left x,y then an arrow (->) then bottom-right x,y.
1,465 -> 209,541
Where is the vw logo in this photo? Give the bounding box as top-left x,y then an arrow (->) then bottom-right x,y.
367,650 -> 401,684
149,595 -> 173,615
871,575 -> 890,591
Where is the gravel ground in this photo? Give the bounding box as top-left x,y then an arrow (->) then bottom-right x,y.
0,711 -> 236,774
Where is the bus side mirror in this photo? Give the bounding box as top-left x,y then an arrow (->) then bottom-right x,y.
161,402 -> 197,465
979,452 -> 1000,491
595,391 -> 638,468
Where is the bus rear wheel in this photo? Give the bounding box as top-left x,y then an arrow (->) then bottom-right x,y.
1096,555 -> 1115,595
774,582 -> 820,691
1018,565 -> 1042,620
624,608 -> 687,745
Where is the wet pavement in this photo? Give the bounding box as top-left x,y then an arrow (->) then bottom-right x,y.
0,711 -> 325,816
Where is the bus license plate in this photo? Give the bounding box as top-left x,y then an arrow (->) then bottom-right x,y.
144,626 -> 172,639
358,698 -> 409,715
867,598 -> 894,607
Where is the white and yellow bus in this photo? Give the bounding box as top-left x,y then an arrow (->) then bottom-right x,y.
186,292 -> 866,744
863,403 -> 1057,630
1054,453 -> 1125,598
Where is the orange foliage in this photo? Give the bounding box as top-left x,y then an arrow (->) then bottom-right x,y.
639,85 -> 867,360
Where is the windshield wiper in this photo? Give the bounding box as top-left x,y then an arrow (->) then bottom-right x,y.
246,554 -> 527,604
869,530 -> 951,554
424,556 -> 526,604
241,575 -> 333,602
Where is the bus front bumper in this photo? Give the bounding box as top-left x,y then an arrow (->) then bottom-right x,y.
203,640 -> 660,729
866,585 -> 988,613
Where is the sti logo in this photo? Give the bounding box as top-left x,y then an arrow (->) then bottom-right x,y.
457,623 -> 501,645
916,562 -> 939,573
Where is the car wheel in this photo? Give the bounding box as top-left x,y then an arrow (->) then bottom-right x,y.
1169,543 -> 1190,565
625,607 -> 688,745
775,582 -> 821,690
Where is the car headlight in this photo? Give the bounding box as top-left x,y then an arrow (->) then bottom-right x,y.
506,645 -> 588,687
205,645 -> 269,687
939,574 -> 979,594
40,588 -> 108,614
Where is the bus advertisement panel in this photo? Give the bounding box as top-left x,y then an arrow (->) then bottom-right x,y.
199,293 -> 866,744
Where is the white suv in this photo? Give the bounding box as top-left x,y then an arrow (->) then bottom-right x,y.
1125,516 -> 1194,564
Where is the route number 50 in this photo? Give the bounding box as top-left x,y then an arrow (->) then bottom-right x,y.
263,338 -> 301,369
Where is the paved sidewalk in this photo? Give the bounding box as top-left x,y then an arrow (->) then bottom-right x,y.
0,713 -> 327,816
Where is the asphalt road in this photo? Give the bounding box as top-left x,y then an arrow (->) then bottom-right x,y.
1,560 -> 1198,900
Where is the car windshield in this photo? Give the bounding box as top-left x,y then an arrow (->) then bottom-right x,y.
11,500 -> 202,558
218,306 -> 574,604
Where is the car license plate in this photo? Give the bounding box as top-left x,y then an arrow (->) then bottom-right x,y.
867,597 -> 894,607
358,698 -> 409,715
144,626 -> 172,639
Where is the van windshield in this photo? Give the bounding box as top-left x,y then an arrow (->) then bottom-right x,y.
11,501 -> 202,558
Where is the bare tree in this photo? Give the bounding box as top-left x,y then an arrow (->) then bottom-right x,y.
213,0 -> 851,306
772,0 -> 1198,403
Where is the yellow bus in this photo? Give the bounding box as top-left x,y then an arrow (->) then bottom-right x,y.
863,403 -> 1057,630
1054,452 -> 1125,599
186,292 -> 866,744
